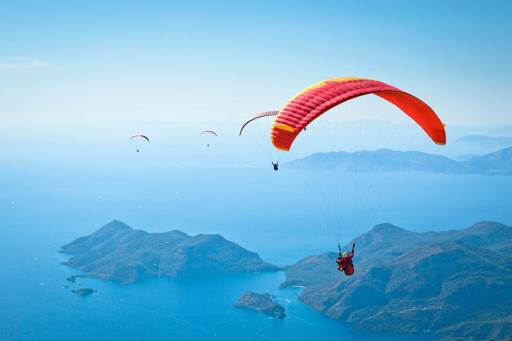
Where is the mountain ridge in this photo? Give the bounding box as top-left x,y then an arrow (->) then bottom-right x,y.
285,147 -> 512,175
61,220 -> 280,283
281,221 -> 512,340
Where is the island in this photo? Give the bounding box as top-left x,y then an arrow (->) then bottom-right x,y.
72,288 -> 95,296
285,147 -> 512,175
281,221 -> 512,340
61,220 -> 280,284
234,291 -> 286,319
66,275 -> 85,283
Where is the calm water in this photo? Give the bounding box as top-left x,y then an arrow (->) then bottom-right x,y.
1,164 -> 511,340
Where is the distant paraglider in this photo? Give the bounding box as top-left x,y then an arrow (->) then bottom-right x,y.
130,134 -> 150,152
200,130 -> 217,148
239,111 -> 283,170
270,77 -> 446,151
239,111 -> 279,136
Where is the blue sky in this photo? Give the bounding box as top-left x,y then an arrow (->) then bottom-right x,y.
1,0 -> 511,144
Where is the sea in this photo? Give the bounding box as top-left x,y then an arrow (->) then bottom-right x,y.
1,161 -> 511,340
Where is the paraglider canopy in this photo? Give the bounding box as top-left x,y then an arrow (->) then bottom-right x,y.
270,78 -> 446,151
130,134 -> 149,152
200,130 -> 217,148
239,111 -> 279,136
200,130 -> 218,136
130,134 -> 150,143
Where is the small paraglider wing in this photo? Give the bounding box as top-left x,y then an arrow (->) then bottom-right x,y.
270,78 -> 446,151
239,111 -> 279,136
130,134 -> 150,143
200,130 -> 218,136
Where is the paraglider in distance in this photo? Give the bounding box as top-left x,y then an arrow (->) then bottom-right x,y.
239,111 -> 283,171
130,134 -> 150,152
239,111 -> 279,136
270,77 -> 446,151
200,130 -> 217,147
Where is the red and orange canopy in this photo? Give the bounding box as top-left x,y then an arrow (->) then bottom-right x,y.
270,78 -> 446,151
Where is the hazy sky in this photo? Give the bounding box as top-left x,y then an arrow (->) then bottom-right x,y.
1,0 -> 511,133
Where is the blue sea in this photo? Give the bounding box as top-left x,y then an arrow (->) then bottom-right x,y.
1,163 -> 511,340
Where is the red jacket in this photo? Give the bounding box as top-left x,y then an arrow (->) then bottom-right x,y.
336,254 -> 354,276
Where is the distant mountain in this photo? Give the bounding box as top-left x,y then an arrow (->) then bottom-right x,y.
61,220 -> 280,283
447,135 -> 512,158
285,147 -> 512,175
462,147 -> 512,175
281,221 -> 512,340
454,135 -> 512,150
486,126 -> 512,138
